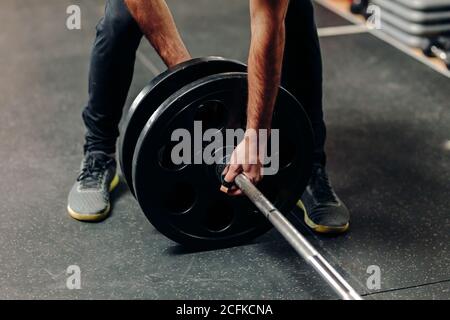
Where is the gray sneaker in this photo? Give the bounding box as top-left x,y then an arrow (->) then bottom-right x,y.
68,151 -> 119,222
297,164 -> 350,234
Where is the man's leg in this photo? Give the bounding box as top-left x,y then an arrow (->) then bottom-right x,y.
282,0 -> 325,165
281,0 -> 350,234
83,0 -> 143,154
68,0 -> 143,222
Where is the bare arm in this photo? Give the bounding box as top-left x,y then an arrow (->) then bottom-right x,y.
222,0 -> 289,193
247,0 -> 289,131
125,0 -> 191,67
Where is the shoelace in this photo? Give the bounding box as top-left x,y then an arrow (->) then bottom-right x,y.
309,166 -> 338,204
77,155 -> 113,190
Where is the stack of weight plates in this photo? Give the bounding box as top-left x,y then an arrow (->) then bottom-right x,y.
370,0 -> 450,48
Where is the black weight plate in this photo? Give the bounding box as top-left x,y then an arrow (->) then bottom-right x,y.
119,57 -> 246,196
133,72 -> 313,248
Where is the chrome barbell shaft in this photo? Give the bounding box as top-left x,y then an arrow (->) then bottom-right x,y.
235,174 -> 362,300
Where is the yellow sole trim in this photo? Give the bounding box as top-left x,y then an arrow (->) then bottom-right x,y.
109,174 -> 120,192
68,174 -> 120,222
296,200 -> 349,234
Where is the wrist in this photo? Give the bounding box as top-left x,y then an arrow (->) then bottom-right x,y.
245,126 -> 272,137
243,128 -> 270,150
246,112 -> 273,133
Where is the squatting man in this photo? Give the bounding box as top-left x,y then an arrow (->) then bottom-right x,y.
68,0 -> 350,234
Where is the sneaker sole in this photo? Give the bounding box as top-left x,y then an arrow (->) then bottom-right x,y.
296,200 -> 349,234
67,174 -> 120,222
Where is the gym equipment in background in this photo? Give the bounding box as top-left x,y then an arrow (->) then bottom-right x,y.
350,0 -> 450,69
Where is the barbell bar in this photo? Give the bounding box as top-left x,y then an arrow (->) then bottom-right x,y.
235,174 -> 362,300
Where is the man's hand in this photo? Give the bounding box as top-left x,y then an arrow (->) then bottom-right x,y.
221,130 -> 267,196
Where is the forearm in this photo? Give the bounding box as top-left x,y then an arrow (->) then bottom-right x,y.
247,0 -> 288,131
125,0 -> 191,67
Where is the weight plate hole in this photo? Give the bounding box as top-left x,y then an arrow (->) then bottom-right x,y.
279,137 -> 297,170
164,182 -> 197,214
194,100 -> 228,131
205,199 -> 234,232
158,142 -> 188,171
269,134 -> 297,171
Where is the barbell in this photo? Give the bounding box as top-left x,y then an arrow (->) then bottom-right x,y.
119,57 -> 362,300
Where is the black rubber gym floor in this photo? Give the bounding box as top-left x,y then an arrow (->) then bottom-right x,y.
0,0 -> 448,299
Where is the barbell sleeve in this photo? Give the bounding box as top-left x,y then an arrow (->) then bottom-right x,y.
235,174 -> 363,301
